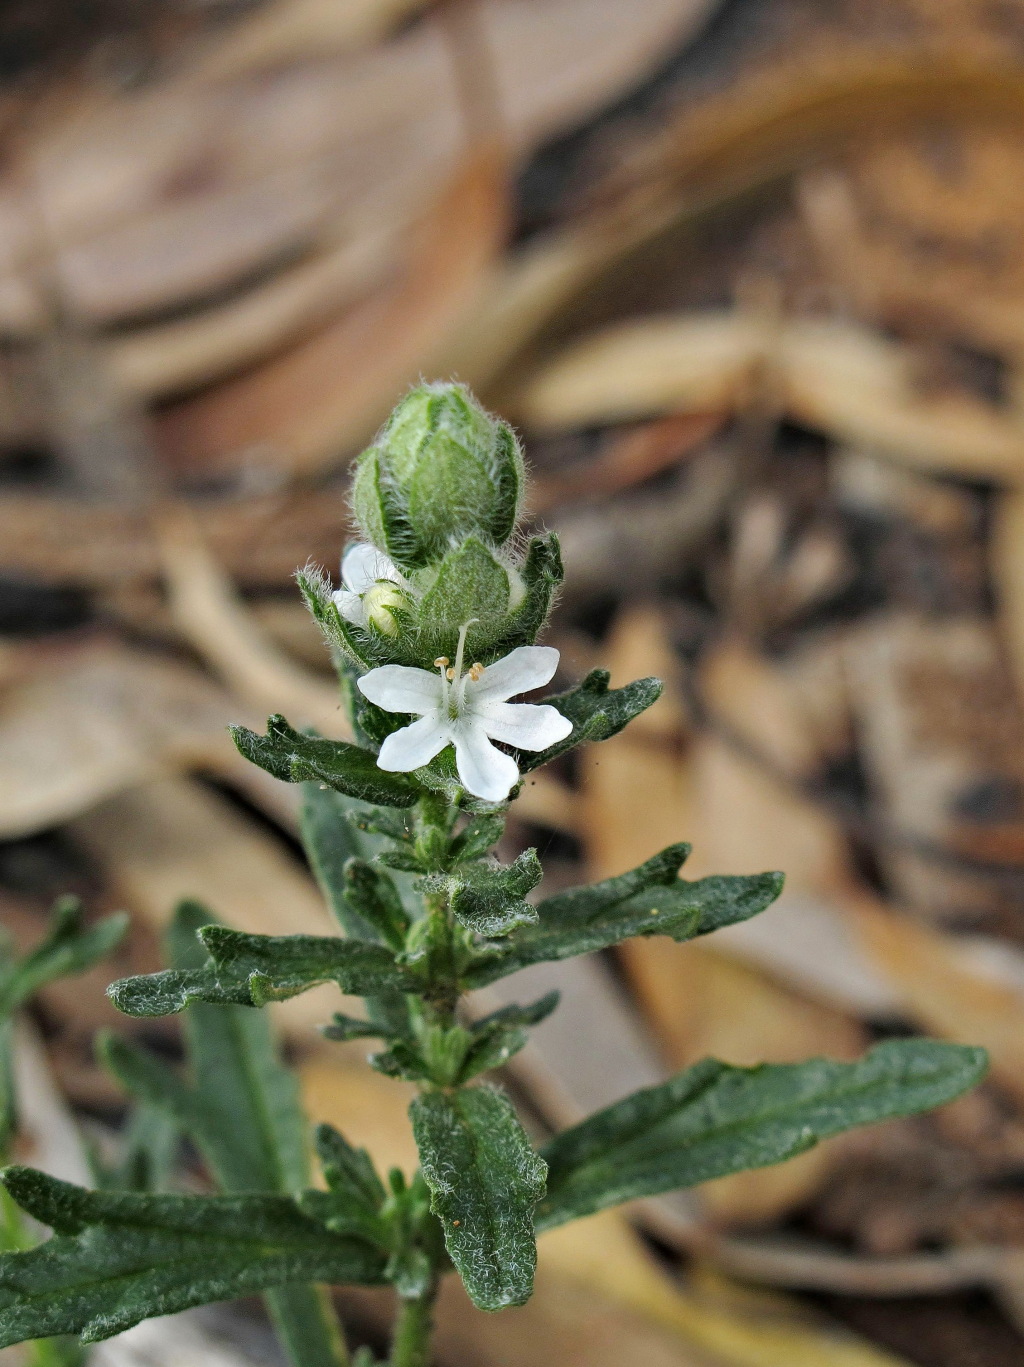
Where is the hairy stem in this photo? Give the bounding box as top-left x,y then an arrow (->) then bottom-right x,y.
389,1277 -> 440,1367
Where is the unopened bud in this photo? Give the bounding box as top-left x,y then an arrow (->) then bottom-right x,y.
351,382 -> 524,567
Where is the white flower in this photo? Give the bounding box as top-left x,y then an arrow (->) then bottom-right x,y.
333,542 -> 408,637
357,625 -> 572,803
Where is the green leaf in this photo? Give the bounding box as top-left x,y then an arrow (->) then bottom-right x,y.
465,863 -> 783,987
537,1040 -> 988,1230
0,900 -> 128,1019
107,904 -> 349,1367
491,533 -> 563,656
231,715 -> 420,808
89,1102 -> 180,1194
343,860 -> 409,951
417,536 -> 512,661
297,1125 -> 386,1245
449,813 -> 506,864
458,991 -> 560,1083
410,1086 -> 546,1312
442,849 -> 542,937
0,1169 -> 386,1346
300,785 -> 412,1039
321,1013 -> 384,1042
108,925 -> 410,1016
517,669 -> 663,772
0,1019 -> 14,1158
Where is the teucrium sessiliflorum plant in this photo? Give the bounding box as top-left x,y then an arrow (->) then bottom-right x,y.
0,382 -> 988,1365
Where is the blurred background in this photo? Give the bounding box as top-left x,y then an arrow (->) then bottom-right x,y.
8,0 -> 1024,1362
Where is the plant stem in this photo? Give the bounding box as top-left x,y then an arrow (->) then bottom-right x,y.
389,1278 -> 440,1367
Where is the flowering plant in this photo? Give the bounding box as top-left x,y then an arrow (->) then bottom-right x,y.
0,384 -> 986,1366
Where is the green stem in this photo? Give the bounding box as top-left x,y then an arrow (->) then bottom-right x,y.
389,1279 -> 440,1367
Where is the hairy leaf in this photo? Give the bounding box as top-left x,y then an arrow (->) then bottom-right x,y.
537,1040 -> 988,1229
443,849 -> 542,937
0,900 -> 128,1019
517,669 -> 663,772
411,1087 -> 546,1312
109,926 -> 410,1016
0,1170 -> 386,1346
449,813 -> 506,864
343,861 -> 409,951
231,716 -> 420,808
301,786 -> 413,1041
106,903 -> 348,1367
458,991 -> 561,1083
465,869 -> 783,987
297,1126 -> 386,1245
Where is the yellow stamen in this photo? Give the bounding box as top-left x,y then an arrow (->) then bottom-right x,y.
434,657 -> 449,668
468,663 -> 484,682
446,667 -> 456,681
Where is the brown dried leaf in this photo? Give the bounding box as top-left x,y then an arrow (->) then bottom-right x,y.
155,147 -> 508,474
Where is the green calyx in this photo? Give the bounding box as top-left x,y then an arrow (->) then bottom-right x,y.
351,383 -> 525,570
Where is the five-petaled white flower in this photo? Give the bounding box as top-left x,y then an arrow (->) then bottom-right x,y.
357,625 -> 572,803
333,542 -> 408,636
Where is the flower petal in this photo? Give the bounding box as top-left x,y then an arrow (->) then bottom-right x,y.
469,646 -> 560,704
342,542 -> 401,594
475,701 -> 573,752
332,587 -> 367,626
358,665 -> 444,715
453,720 -> 521,802
378,714 -> 452,771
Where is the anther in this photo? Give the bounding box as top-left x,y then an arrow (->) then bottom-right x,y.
468,663 -> 484,682
446,667 -> 456,681
433,656 -> 449,668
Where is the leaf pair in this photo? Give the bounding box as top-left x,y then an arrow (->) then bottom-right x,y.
407,1040 -> 987,1316
233,667 -> 664,814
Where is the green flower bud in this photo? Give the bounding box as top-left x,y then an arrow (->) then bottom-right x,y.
351,382 -> 524,567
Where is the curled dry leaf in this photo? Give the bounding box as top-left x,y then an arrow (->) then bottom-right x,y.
0,642 -> 260,840
513,313 -> 1024,483
0,0 -> 712,333
154,146 -> 508,474
155,503 -> 344,735
449,53 -> 1024,395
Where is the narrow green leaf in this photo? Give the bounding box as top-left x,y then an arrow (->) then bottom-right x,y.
343,860 -> 409,951
300,785 -> 412,1040
458,991 -> 560,1083
0,1170 -> 386,1346
444,849 -> 542,937
410,1087 -> 546,1312
0,900 -> 128,1019
449,813 -> 506,864
297,1125 -> 387,1244
321,1013 -> 384,1042
537,1040 -> 989,1229
465,868 -> 783,987
0,1018 -> 14,1158
110,904 -> 349,1367
108,926 -> 410,1017
231,716 -> 420,808
517,669 -> 663,772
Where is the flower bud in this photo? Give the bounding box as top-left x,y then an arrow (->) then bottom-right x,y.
351,382 -> 524,567
362,582 -> 407,636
